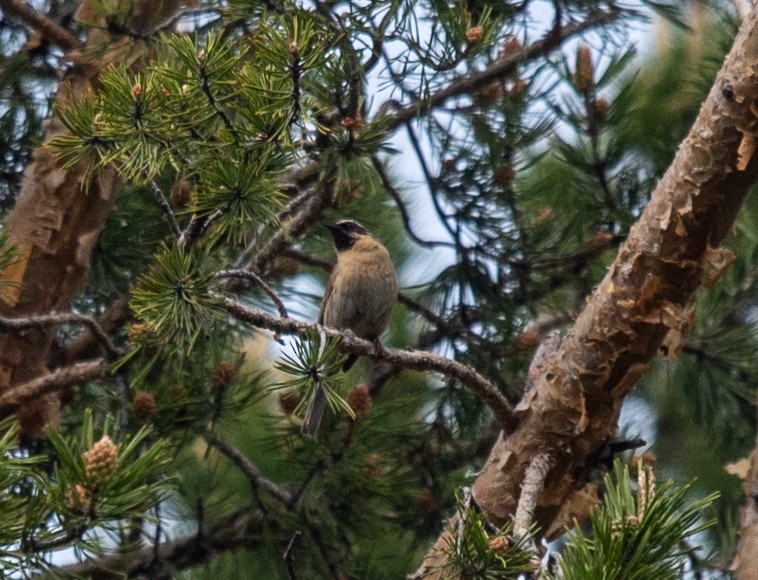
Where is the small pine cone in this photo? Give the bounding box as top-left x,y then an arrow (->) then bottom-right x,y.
465,26 -> 484,47
271,256 -> 301,278
510,78 -> 528,98
346,384 -> 372,420
500,37 -> 521,59
84,436 -> 118,487
278,391 -> 300,415
494,164 -> 516,185
473,81 -> 504,106
360,452 -> 383,480
639,451 -> 657,466
65,483 -> 91,513
131,83 -> 142,97
535,207 -> 554,224
592,97 -> 609,122
133,391 -> 156,423
488,535 -> 509,554
212,361 -> 235,392
573,45 -> 593,92
171,179 -> 193,209
127,322 -> 149,342
415,488 -> 436,514
515,328 -> 539,351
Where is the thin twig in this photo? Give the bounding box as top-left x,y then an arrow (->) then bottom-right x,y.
147,180 -> 182,239
283,531 -> 302,580
0,312 -> 119,356
205,433 -> 295,507
371,156 -> 455,249
0,0 -> 79,51
216,270 -> 288,318
222,297 -> 518,432
382,10 -> 620,130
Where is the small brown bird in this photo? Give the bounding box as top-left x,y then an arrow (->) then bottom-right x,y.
302,220 -> 398,436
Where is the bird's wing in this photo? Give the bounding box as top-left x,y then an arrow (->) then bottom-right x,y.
318,267 -> 338,325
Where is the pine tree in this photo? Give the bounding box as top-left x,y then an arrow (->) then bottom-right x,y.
1,0 -> 757,577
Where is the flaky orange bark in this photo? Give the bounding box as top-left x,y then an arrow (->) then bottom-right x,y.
417,6 -> 758,576
0,0 -> 181,437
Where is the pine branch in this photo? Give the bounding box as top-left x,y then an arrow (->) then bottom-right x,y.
222,297 -> 518,432
0,0 -> 79,51
381,9 -> 621,130
0,359 -> 110,416
147,179 -> 182,239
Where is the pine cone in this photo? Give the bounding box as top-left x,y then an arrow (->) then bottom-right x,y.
212,361 -> 235,392
65,483 -> 91,513
84,436 -> 118,487
133,391 -> 157,423
346,384 -> 372,420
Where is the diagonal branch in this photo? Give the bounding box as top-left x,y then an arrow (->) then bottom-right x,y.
381,9 -> 620,130
0,0 -> 79,51
204,433 -> 295,507
0,359 -> 110,417
222,297 -> 518,432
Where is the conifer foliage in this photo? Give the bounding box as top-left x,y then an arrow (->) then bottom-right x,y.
1,0 -> 758,577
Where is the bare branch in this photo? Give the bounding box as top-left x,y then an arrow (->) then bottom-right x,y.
0,0 -> 79,51
147,179 -> 182,240
222,297 -> 518,432
49,296 -> 131,366
216,270 -> 288,318
512,453 -> 553,539
0,312 -> 120,356
204,433 -> 295,507
52,509 -> 276,578
0,359 -> 110,416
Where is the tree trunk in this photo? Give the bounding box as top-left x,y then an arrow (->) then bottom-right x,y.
416,6 -> 758,576
0,0 -> 181,437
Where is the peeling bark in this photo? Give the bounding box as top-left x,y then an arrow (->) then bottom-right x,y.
732,389 -> 758,580
417,6 -> 758,576
0,0 -> 181,437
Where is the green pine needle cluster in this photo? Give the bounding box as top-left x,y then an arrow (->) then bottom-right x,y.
555,460 -> 718,580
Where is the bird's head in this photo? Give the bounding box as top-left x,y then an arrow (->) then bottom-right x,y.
326,220 -> 372,251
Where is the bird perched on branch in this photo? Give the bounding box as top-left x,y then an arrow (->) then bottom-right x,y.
302,220 -> 398,437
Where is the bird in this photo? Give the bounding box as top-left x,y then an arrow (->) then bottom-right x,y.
301,220 -> 398,437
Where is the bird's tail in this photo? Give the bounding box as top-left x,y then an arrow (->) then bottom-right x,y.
342,354 -> 358,372
301,383 -> 328,437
